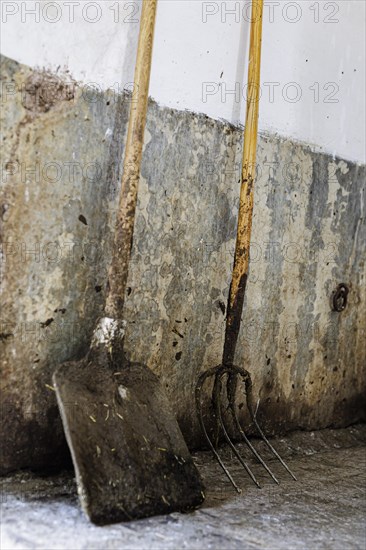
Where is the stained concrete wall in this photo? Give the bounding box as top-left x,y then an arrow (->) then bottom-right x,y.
0,55 -> 365,473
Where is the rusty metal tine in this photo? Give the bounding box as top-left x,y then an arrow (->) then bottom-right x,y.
230,364 -> 297,481
215,370 -> 261,488
195,367 -> 241,493
250,415 -> 297,481
228,402 -> 279,485
226,368 -> 279,484
228,364 -> 297,480
212,369 -> 222,449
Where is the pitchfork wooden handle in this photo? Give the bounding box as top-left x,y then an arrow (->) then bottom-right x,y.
106,0 -> 158,319
222,0 -> 264,365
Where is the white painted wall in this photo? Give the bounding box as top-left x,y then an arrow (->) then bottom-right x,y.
1,0 -> 365,162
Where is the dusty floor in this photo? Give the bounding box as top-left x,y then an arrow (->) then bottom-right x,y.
1,425 -> 365,550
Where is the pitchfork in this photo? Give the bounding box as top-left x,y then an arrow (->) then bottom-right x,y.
195,0 -> 297,492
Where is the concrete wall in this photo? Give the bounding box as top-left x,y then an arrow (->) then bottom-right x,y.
1,55 -> 365,473
1,0 -> 365,163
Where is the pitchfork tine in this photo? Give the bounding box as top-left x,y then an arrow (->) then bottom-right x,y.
229,365 -> 297,481
215,370 -> 261,488
195,367 -> 241,493
212,368 -> 222,449
227,373 -> 279,485
248,404 -> 298,481
196,364 -> 297,489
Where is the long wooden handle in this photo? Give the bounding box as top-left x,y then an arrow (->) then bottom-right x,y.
223,0 -> 264,365
106,0 -> 157,319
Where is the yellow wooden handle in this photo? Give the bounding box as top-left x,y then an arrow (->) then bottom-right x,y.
106,0 -> 158,318
223,0 -> 264,365
231,0 -> 263,307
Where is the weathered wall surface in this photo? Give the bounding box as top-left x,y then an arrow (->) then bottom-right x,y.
1,55 -> 365,473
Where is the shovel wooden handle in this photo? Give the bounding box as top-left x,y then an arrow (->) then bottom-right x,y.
106,0 -> 157,319
223,0 -> 264,365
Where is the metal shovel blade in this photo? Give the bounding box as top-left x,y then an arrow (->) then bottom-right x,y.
53,356 -> 204,525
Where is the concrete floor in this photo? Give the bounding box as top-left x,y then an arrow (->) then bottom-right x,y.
1,426 -> 365,550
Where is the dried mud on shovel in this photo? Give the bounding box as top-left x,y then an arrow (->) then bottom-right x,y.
53,357 -> 205,525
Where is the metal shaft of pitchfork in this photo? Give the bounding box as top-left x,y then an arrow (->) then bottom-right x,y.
196,0 -> 297,492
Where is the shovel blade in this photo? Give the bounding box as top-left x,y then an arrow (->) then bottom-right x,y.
53,358 -> 204,525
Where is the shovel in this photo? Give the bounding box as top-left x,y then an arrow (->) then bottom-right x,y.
53,0 -> 204,525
